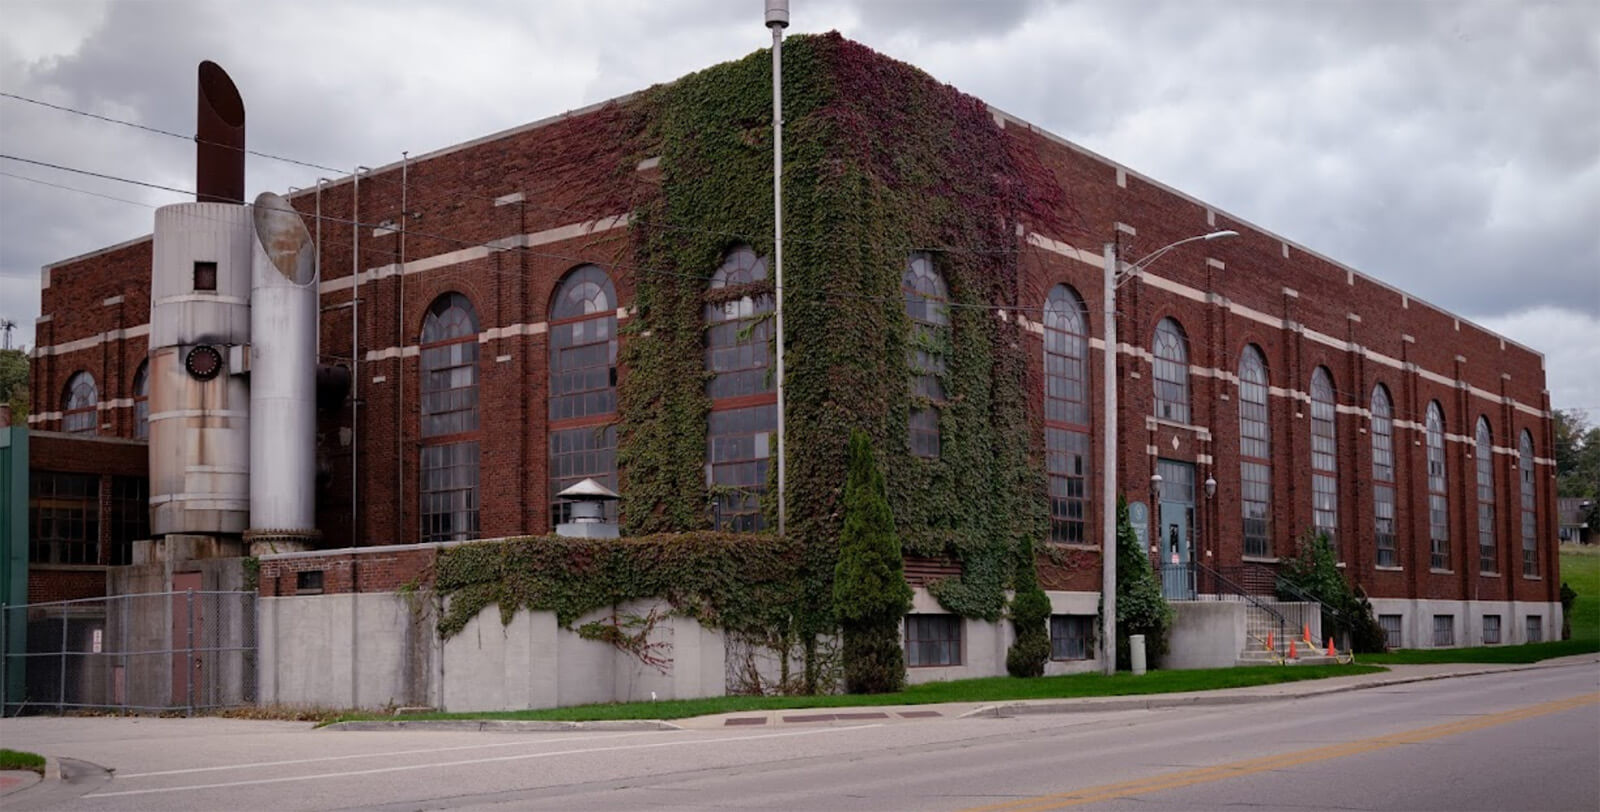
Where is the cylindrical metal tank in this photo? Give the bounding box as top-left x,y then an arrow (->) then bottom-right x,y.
148,203 -> 254,536
247,192 -> 318,547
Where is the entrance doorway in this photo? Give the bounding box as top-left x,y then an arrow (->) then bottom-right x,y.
1157,459 -> 1195,599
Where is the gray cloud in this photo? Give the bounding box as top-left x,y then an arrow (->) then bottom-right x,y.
2,0 -> 1596,405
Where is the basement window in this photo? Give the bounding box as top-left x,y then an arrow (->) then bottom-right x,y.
1525,615 -> 1543,643
1379,614 -> 1402,650
906,614 -> 962,667
1049,615 -> 1094,661
194,261 -> 217,291
1432,614 -> 1455,648
296,570 -> 324,595
1482,614 -> 1501,645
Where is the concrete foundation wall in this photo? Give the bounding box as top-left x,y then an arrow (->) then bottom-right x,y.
1166,602 -> 1248,669
1369,598 -> 1563,648
259,592 -> 435,709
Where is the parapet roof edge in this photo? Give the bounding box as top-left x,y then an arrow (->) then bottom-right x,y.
986,106 -> 1544,362
42,232 -> 153,272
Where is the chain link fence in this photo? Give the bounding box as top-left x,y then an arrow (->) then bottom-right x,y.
1,591 -> 256,715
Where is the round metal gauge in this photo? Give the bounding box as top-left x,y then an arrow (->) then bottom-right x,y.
185,345 -> 224,380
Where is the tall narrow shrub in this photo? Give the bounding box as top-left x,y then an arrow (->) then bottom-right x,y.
1111,498 -> 1172,669
833,430 -> 913,693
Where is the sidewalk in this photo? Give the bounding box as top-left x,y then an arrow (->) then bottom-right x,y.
325,654 -> 1600,733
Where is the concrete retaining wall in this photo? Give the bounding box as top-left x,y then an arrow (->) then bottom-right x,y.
1368,598 -> 1563,648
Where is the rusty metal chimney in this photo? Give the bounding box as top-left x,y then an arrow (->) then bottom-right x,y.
196,60 -> 245,204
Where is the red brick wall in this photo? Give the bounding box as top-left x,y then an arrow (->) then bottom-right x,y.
30,69 -> 1556,607
257,545 -> 439,597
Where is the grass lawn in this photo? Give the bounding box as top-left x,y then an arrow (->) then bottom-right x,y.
1363,544 -> 1600,665
330,664 -> 1384,725
0,748 -> 46,775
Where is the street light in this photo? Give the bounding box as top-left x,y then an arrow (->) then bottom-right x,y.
1101,229 -> 1237,675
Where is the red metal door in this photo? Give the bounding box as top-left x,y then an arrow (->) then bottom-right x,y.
171,572 -> 203,707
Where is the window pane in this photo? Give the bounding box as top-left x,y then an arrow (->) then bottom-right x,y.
1151,319 -> 1189,423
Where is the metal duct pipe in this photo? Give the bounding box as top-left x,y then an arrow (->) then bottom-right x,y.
196,61 -> 245,204
246,192 -> 319,551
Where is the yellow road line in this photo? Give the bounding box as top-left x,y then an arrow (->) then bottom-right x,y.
959,691 -> 1599,812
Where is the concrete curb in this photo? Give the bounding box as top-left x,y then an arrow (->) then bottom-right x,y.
959,659 -> 1596,718
324,718 -> 682,733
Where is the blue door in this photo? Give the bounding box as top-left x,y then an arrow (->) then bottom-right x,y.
1157,460 -> 1195,599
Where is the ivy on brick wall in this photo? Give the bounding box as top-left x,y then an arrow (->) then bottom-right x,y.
441,33 -> 1074,686
434,532 -> 801,640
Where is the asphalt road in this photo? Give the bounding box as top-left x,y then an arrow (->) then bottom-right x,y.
3,662 -> 1596,811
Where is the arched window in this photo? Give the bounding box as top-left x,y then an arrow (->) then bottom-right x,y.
1519,430 -> 1537,577
1151,318 -> 1189,423
420,292 -> 480,543
1044,284 -> 1090,543
1371,385 -> 1397,567
133,361 -> 150,440
1238,345 -> 1271,557
903,253 -> 948,458
62,371 -> 98,435
1476,417 -> 1497,575
1309,367 -> 1337,546
706,246 -> 775,531
1426,401 -> 1449,570
549,265 -> 618,526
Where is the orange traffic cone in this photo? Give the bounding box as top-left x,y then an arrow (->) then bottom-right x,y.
1302,624 -> 1312,644
1288,640 -> 1298,660
1327,637 -> 1336,657
1265,631 -> 1274,652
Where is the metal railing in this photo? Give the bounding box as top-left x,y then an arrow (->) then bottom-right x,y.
1158,561 -> 1324,656
1,590 -> 256,715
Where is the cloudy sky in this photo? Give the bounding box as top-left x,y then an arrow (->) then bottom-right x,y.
2,0 -> 1596,410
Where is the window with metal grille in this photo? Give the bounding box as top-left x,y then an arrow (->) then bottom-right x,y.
1238,345 -> 1271,557
903,254 -> 947,458
707,405 -> 775,532
1432,614 -> 1455,647
906,614 -> 962,667
62,371 -> 98,435
296,570 -> 324,595
29,471 -> 100,564
1371,386 -> 1397,567
1476,417 -> 1497,574
549,265 -> 618,422
419,293 -> 480,543
549,266 -> 619,526
1482,614 -> 1501,645
1379,614 -> 1402,650
1310,368 -> 1337,546
109,475 -> 148,566
420,293 -> 480,438
705,247 -> 775,531
1043,285 -> 1090,543
132,361 -> 149,439
1519,430 -> 1538,577
1049,615 -> 1094,660
1524,615 -> 1542,643
1151,318 -> 1189,423
705,246 -> 773,400
420,442 -> 480,543
1045,428 -> 1089,543
550,426 -> 618,526
1426,402 -> 1449,570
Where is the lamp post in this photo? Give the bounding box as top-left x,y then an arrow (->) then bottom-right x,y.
1101,229 -> 1237,675
767,0 -> 789,537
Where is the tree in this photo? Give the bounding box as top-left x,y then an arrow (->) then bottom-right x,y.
832,430 -> 913,693
1106,497 -> 1172,670
1278,531 -> 1388,653
1554,409 -> 1600,499
0,348 -> 28,421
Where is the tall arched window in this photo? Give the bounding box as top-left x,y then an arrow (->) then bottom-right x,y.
1475,417 -> 1497,575
1151,318 -> 1189,423
706,245 -> 775,531
549,265 -> 618,525
1238,345 -> 1271,557
903,253 -> 948,458
1371,385 -> 1397,567
132,361 -> 150,440
1426,401 -> 1449,570
1309,367 -> 1337,546
62,371 -> 98,435
1044,284 -> 1090,543
1519,429 -> 1537,577
420,292 -> 480,543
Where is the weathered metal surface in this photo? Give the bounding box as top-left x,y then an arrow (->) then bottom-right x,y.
247,192 -> 318,539
196,61 -> 245,204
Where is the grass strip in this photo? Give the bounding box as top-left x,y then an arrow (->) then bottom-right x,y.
0,748 -> 46,775
329,664 -> 1385,724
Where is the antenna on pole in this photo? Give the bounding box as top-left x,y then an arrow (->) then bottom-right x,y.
0,319 -> 15,351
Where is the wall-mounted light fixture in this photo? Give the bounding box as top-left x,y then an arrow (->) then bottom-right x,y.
1205,473 -> 1217,500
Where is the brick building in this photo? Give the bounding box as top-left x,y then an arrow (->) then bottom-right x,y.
21,35 -> 1560,676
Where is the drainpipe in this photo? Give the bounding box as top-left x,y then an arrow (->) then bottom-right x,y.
397,153 -> 408,545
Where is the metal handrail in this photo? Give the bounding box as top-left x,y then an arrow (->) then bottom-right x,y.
1191,560 -> 1290,628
